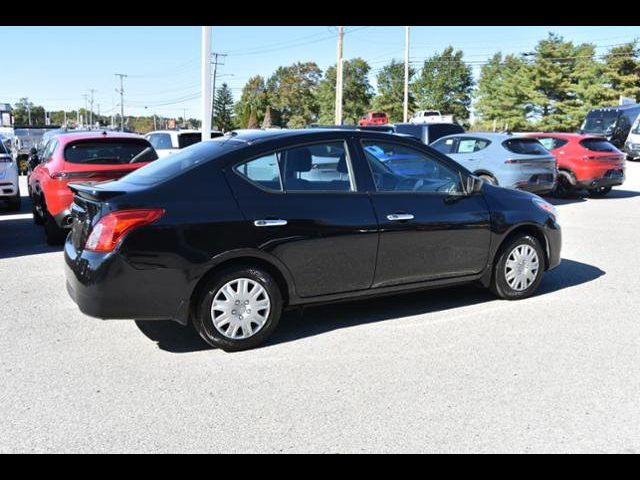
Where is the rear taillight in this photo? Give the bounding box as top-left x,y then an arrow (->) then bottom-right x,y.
51,171 -> 100,180
85,208 -> 165,253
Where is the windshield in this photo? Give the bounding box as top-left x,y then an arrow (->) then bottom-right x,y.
121,136 -> 245,186
632,118 -> 640,135
582,110 -> 619,134
15,129 -> 30,137
65,139 -> 157,164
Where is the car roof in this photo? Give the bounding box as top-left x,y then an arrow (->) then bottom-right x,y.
437,131 -> 516,142
527,132 -> 602,141
223,128 -> 408,145
146,129 -> 220,135
53,131 -> 147,145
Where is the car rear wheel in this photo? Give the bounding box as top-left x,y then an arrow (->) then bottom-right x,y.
587,186 -> 612,197
553,172 -> 575,198
490,235 -> 544,300
193,265 -> 283,352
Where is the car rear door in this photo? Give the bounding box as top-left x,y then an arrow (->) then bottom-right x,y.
225,137 -> 379,298
357,137 -> 491,287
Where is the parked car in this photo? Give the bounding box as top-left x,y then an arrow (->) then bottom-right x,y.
1,132 -> 14,152
526,133 -> 625,197
12,127 -> 51,175
394,122 -> 465,144
65,129 -> 561,352
410,110 -> 455,124
624,116 -> 640,161
431,133 -> 557,195
145,129 -> 223,158
580,104 -> 640,150
358,111 -> 389,126
0,138 -> 20,211
29,131 -> 158,244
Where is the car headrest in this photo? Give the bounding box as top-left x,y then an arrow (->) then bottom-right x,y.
336,153 -> 348,173
286,147 -> 312,172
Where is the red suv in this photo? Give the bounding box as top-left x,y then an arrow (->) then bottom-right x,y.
526,133 -> 625,197
29,131 -> 157,244
358,111 -> 389,126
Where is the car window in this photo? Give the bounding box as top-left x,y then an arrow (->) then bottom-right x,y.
64,139 -> 156,165
362,140 -> 463,194
537,137 -> 568,150
148,133 -> 173,150
503,138 -> 549,155
41,139 -> 57,163
431,137 -> 456,154
457,139 -> 476,153
235,153 -> 282,191
178,133 -> 202,149
282,142 -> 354,192
580,138 -> 619,152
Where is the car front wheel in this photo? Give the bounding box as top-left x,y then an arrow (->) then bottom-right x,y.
491,235 -> 545,300
193,265 -> 283,352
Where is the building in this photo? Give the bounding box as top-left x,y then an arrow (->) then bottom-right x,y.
0,103 -> 12,127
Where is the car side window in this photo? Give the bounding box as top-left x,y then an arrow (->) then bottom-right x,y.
456,138 -> 489,154
537,137 -> 555,150
41,139 -> 57,163
282,142 -> 354,192
432,137 -> 456,154
235,153 -> 282,191
362,140 -> 463,195
148,133 -> 173,150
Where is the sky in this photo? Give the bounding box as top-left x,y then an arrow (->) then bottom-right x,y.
1,26 -> 638,119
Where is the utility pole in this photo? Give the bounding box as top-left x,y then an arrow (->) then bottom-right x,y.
88,89 -> 96,127
115,73 -> 127,131
25,98 -> 32,126
201,26 -> 213,142
81,94 -> 89,128
64,110 -> 67,127
210,52 -> 227,128
335,26 -> 344,125
403,26 -> 411,123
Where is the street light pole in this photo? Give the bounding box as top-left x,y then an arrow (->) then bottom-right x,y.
335,26 -> 344,125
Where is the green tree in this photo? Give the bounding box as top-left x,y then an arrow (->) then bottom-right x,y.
262,106 -> 273,128
12,98 -> 45,126
235,75 -> 269,128
266,61 -> 322,127
213,83 -> 236,132
316,58 -> 374,125
371,60 -> 416,123
474,53 -> 535,131
412,47 -> 474,122
601,41 -> 640,102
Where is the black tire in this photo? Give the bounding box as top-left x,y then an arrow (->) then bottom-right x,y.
490,234 -> 545,300
7,193 -> 21,212
32,200 -> 44,224
44,211 -> 67,245
31,191 -> 45,225
553,172 -> 575,198
193,265 -> 283,352
478,174 -> 497,186
587,186 -> 612,198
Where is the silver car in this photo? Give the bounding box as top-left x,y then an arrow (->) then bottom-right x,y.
431,132 -> 557,194
0,138 -> 20,211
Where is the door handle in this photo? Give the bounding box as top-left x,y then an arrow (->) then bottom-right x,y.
254,219 -> 288,227
386,213 -> 414,221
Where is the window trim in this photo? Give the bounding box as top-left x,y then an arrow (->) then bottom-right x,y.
359,138 -> 466,196
233,139 -> 358,194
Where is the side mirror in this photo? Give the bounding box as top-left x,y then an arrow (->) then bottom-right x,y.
465,175 -> 484,195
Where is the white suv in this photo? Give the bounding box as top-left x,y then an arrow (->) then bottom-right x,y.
145,130 -> 223,158
0,139 -> 20,211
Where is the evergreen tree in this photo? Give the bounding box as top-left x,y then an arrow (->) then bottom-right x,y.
213,83 -> 236,132
602,42 -> 640,102
234,75 -> 268,128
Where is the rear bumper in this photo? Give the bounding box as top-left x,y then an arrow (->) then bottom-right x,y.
513,173 -> 557,194
0,181 -> 19,197
576,169 -> 625,189
64,237 -> 190,324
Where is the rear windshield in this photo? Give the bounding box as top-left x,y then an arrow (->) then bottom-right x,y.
121,136 -> 244,186
372,113 -> 386,118
503,138 -> 549,155
580,138 -> 619,152
64,139 -> 157,165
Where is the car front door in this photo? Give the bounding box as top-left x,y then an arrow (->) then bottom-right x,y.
448,136 -> 491,173
225,138 -> 379,298
358,138 -> 491,288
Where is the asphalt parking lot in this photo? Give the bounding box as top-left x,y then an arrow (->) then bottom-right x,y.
1,168 -> 639,453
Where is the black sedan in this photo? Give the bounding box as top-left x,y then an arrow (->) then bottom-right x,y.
65,129 -> 562,351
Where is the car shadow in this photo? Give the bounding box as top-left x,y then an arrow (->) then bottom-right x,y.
544,188 -> 640,205
0,193 -> 62,259
135,258 -> 604,354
